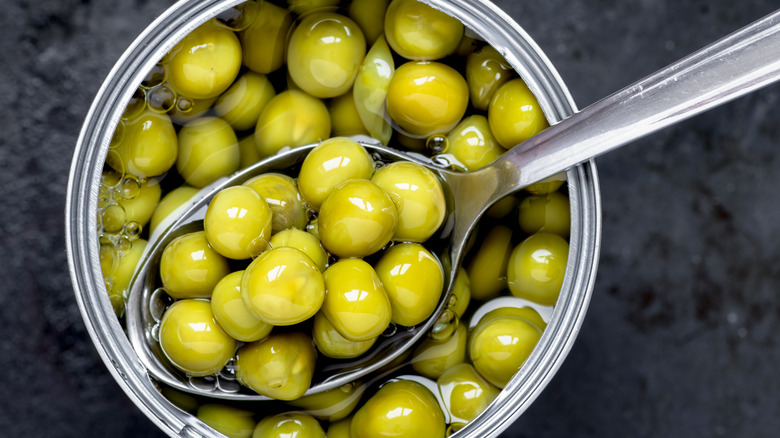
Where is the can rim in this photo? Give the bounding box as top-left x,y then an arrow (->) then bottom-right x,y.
65,1 -> 602,436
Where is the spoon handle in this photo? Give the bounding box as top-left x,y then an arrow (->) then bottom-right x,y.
502,9 -> 780,192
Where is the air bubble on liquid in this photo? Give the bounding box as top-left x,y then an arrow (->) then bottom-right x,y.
340,382 -> 354,393
103,276 -> 115,292
101,204 -> 126,234
176,96 -> 195,113
306,208 -> 318,222
149,287 -> 173,322
435,153 -> 468,172
116,235 -> 133,253
220,360 -> 237,380
430,309 -> 458,341
97,188 -> 114,210
189,375 -> 218,391
216,377 -> 241,393
149,322 -> 161,342
102,168 -> 124,189
214,1 -> 259,31
120,177 -> 141,200
109,121 -> 125,148
432,154 -> 456,169
140,64 -> 167,89
426,135 -> 449,155
371,152 -> 385,163
124,221 -> 142,240
147,84 -> 177,113
447,293 -> 458,309
104,150 -> 126,180
122,87 -> 147,121
381,323 -> 397,337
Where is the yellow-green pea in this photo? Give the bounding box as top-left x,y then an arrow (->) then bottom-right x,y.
386,61 -> 468,138
298,137 -> 375,210
167,22 -> 242,100
177,116 -> 240,188
371,161 -> 445,242
160,386 -> 199,413
488,78 -> 549,149
318,179 -> 397,258
479,306 -> 547,331
321,258 -> 392,341
149,185 -> 199,235
326,416 -> 352,438
468,313 -> 542,388
396,131 -> 426,152
350,379 -> 445,438
169,96 -> 218,125
445,114 -> 504,171
485,195 -> 518,219
204,186 -> 273,259
236,332 -> 317,400
214,71 -> 276,131
374,242 -> 444,327
312,312 -> 377,359
411,322 -> 467,379
106,110 -> 177,179
329,91 -> 369,137
466,45 -> 514,111
525,173 -> 566,195
244,173 -> 308,233
104,239 -> 147,304
287,0 -> 340,15
288,379 -> 365,421
449,267 -> 471,319
454,34 -> 479,57
436,363 -> 499,423
237,135 -> 261,170
269,228 -> 328,272
353,36 -> 394,144
348,0 -> 388,45
518,192 -> 571,237
111,178 -> 161,230
160,231 -> 230,299
466,225 -> 512,301
240,1 -> 292,74
252,412 -> 325,438
307,217 -> 320,239
287,12 -> 366,98
197,404 -> 256,438
254,90 -> 331,158
241,247 -> 325,325
211,271 -> 273,342
384,0 -> 463,61
159,299 -> 237,377
507,232 -> 569,305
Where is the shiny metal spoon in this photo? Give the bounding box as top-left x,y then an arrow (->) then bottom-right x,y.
126,9 -> 780,400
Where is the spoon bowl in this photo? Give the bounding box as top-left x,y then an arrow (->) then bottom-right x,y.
125,139 -> 461,400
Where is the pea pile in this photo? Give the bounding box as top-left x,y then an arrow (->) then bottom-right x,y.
96,0 -> 572,437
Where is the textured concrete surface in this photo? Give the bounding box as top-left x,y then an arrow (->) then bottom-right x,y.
1,0 -> 779,437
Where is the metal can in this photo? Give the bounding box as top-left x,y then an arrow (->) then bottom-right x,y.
65,1 -> 601,436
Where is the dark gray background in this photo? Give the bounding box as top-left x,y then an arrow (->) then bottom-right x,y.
1,0 -> 779,436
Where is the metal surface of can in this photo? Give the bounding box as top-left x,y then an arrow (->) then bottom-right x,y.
65,1 -> 602,436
